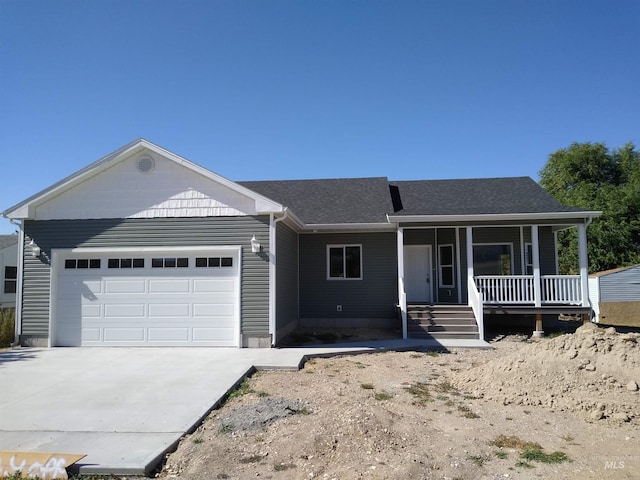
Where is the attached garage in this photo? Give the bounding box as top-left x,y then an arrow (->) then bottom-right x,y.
51,247 -> 241,346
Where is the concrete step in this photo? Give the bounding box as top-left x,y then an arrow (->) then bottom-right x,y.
408,323 -> 478,333
409,331 -> 481,340
406,304 -> 479,340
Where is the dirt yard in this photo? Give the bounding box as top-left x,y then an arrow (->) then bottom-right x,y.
159,324 -> 639,480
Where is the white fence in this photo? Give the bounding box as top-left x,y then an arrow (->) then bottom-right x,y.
475,275 -> 582,305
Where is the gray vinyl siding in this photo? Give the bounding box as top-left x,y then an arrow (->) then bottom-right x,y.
299,232 -> 397,319
521,226 -> 556,275
22,217 -> 270,338
275,222 -> 298,338
598,266 -> 640,302
21,237 -> 50,337
538,227 -> 557,275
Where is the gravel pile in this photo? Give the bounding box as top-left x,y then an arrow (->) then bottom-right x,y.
453,323 -> 640,422
216,398 -> 308,431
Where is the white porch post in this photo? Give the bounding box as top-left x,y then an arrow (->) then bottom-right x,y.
466,227 -> 474,294
532,225 -> 542,308
578,223 -> 590,307
397,227 -> 407,339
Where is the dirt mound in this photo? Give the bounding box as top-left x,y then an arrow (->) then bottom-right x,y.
453,323 -> 640,422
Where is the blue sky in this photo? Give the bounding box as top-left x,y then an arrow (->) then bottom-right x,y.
1,0 -> 639,234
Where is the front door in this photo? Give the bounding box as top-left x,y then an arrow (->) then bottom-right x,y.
404,245 -> 432,303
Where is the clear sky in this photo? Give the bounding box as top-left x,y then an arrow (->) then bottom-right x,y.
1,0 -> 639,234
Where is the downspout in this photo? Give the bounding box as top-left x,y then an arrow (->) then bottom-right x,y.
9,219 -> 24,346
269,208 -> 290,346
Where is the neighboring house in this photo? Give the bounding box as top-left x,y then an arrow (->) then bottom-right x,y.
0,234 -> 18,309
589,265 -> 640,327
2,139 -> 601,348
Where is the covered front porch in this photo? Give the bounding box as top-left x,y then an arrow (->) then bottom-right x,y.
396,222 -> 592,341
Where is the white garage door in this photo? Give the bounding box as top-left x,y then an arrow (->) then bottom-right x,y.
53,249 -> 240,346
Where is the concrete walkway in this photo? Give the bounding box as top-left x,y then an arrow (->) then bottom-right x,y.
0,338 -> 489,476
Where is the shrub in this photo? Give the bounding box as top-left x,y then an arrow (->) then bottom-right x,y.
0,308 -> 16,347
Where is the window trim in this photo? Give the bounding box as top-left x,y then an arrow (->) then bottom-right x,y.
472,242 -> 514,276
438,244 -> 455,288
4,266 -> 17,294
326,244 -> 363,280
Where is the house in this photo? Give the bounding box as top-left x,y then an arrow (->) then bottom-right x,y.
2,139 -> 601,348
0,234 -> 19,309
589,265 -> 640,327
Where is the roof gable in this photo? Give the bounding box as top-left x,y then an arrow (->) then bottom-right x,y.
4,139 -> 283,221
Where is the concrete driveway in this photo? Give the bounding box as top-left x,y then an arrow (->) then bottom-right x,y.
0,338 -> 487,475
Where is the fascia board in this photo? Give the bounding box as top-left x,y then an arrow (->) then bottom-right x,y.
304,222 -> 396,232
387,211 -> 603,223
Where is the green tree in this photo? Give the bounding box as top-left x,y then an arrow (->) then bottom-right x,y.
539,142 -> 640,274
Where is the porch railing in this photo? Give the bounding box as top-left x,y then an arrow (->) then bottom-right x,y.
467,276 -> 484,340
475,275 -> 582,305
541,275 -> 582,305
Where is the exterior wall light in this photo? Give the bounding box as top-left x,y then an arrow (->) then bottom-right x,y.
30,240 -> 41,258
250,236 -> 261,253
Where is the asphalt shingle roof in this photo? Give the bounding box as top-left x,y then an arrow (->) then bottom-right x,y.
391,177 -> 581,215
390,177 -> 583,216
241,176 -> 587,225
240,177 -> 394,224
0,234 -> 18,250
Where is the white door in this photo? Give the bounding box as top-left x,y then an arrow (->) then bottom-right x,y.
53,249 -> 240,346
404,245 -> 432,303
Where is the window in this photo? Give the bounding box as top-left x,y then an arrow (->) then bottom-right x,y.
151,257 -> 189,268
195,257 -> 233,268
439,244 -> 454,288
327,245 -> 362,280
525,243 -> 533,275
473,244 -> 512,275
4,266 -> 17,294
108,258 -> 145,269
64,259 -> 102,270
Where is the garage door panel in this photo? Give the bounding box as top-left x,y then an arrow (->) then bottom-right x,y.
193,327 -> 235,341
105,279 -> 147,294
193,303 -> 235,317
148,328 -> 190,342
148,304 -> 190,317
105,304 -> 146,318
193,278 -> 235,293
148,279 -> 190,293
55,249 -> 240,347
103,328 -> 146,342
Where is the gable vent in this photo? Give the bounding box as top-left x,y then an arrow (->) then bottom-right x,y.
137,156 -> 155,173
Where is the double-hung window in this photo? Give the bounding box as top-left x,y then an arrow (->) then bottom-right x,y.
327,245 -> 362,280
438,244 -> 455,288
524,243 -> 534,275
4,266 -> 17,294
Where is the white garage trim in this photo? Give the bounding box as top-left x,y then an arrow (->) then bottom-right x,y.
50,246 -> 242,347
